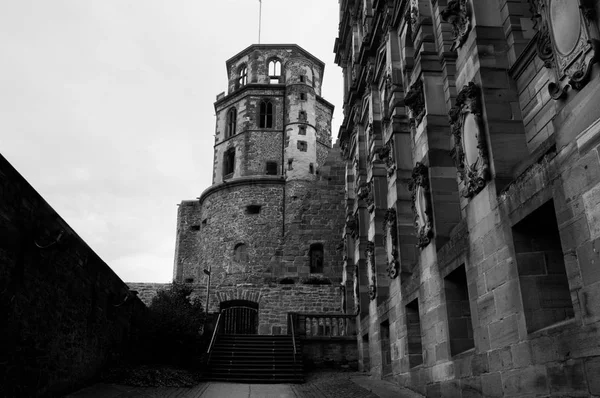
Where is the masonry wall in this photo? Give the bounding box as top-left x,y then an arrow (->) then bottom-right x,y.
0,154 -> 146,398
335,0 -> 600,396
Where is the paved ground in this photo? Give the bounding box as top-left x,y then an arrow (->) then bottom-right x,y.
67,371 -> 424,398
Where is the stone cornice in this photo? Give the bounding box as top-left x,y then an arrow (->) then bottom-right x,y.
198,176 -> 285,205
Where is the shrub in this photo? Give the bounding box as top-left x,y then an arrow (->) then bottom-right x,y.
135,283 -> 206,366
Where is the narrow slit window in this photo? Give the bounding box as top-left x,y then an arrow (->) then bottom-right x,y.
309,243 -> 324,273
226,107 -> 237,138
299,93 -> 307,100
223,148 -> 235,179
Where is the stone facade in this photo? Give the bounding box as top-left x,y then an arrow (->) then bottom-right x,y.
335,0 -> 600,396
172,44 -> 347,333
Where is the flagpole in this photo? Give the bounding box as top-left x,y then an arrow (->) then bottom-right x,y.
258,0 -> 262,44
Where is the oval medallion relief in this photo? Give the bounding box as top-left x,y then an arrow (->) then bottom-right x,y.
550,0 -> 581,55
463,113 -> 480,168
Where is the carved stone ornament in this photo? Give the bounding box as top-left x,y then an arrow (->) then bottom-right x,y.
448,82 -> 490,198
441,0 -> 471,51
404,79 -> 426,126
357,182 -> 375,212
408,162 -> 433,248
340,138 -> 351,160
410,0 -> 420,35
365,64 -> 374,85
365,241 -> 377,300
376,140 -> 396,177
346,212 -> 359,239
529,0 -> 600,98
353,264 -> 360,315
383,208 -> 400,279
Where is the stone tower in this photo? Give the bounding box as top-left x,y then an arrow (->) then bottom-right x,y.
172,44 -> 347,333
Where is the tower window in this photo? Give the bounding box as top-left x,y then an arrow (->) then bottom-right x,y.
299,75 -> 306,83
246,205 -> 261,214
226,107 -> 237,138
288,159 -> 293,170
266,161 -> 278,175
234,243 -> 249,262
299,93 -> 307,100
299,125 -> 306,135
299,111 -> 307,121
223,148 -> 235,179
309,243 -> 324,273
268,59 -> 282,84
309,163 -> 314,174
259,100 -> 274,128
297,140 -> 307,152
238,65 -> 248,87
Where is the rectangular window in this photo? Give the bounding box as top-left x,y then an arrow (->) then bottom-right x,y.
444,265 -> 475,356
299,111 -> 307,121
406,298 -> 423,368
266,161 -> 278,175
223,148 -> 235,179
513,200 -> 574,333
380,320 -> 392,376
299,125 -> 306,135
297,140 -> 307,152
299,75 -> 306,83
299,93 -> 307,100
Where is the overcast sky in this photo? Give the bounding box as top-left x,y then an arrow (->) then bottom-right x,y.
1,0 -> 343,282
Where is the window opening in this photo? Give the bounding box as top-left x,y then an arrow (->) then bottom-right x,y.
406,298 -> 423,367
444,265 -> 474,356
299,93 -> 307,100
268,59 -> 281,84
309,243 -> 324,273
299,111 -> 307,121
234,243 -> 249,262
226,108 -> 237,138
297,140 -> 307,152
298,125 -> 306,135
246,205 -> 261,214
380,320 -> 392,376
238,65 -> 248,87
288,159 -> 293,170
299,75 -> 306,83
190,225 -> 200,231
513,200 -> 574,333
223,148 -> 235,179
259,100 -> 274,128
184,277 -> 194,283
266,161 -> 278,175
309,163 -> 314,174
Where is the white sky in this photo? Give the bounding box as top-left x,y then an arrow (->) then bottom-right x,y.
0,0 -> 343,282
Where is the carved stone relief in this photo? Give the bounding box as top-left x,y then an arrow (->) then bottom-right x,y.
376,140 -> 396,177
441,0 -> 471,51
405,79 -> 426,126
530,0 -> 600,98
408,162 -> 433,248
366,241 -> 377,300
448,82 -> 490,198
346,212 -> 359,240
383,208 -> 399,278
357,182 -> 374,212
409,0 -> 420,37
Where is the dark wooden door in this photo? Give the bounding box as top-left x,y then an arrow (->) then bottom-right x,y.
220,300 -> 258,334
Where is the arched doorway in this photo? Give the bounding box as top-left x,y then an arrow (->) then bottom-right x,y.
220,300 -> 259,334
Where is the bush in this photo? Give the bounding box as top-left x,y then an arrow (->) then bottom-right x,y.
135,283 -> 206,366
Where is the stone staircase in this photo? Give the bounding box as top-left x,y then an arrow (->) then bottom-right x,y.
206,334 -> 303,383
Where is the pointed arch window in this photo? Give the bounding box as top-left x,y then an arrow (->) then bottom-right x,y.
309,243 -> 324,273
268,59 -> 281,84
223,148 -> 235,179
238,65 -> 248,87
234,243 -> 249,262
226,108 -> 237,138
259,100 -> 274,128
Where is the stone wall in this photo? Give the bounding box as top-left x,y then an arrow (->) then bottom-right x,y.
302,338 -> 358,369
0,154 -> 146,398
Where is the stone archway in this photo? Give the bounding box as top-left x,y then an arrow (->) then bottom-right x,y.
219,299 -> 259,335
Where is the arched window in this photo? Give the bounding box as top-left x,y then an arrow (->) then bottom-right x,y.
309,243 -> 324,273
223,148 -> 235,179
259,100 -> 274,128
268,59 -> 281,84
226,108 -> 237,138
234,243 -> 249,262
238,65 -> 248,87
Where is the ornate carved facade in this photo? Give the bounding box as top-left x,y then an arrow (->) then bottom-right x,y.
335,0 -> 600,395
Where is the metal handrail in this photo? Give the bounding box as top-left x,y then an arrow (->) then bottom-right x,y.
290,313 -> 297,357
206,311 -> 222,364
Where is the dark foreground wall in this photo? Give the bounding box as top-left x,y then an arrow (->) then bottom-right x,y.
0,154 -> 146,397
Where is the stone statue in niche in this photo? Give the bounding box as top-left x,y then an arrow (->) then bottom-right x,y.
448,82 -> 490,198
365,241 -> 377,300
353,264 -> 360,315
383,208 -> 400,279
340,284 -> 347,313
529,0 -> 600,99
408,162 -> 433,248
441,0 -> 471,51
404,79 -> 426,126
409,0 -> 420,38
357,182 -> 374,212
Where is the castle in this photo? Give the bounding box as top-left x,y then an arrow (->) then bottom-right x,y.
171,44 -> 349,335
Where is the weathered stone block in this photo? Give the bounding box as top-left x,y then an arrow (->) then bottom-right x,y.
547,359 -> 588,394
585,356 -> 600,394
482,372 -> 503,397
488,314 -> 519,349
488,347 -> 513,372
502,366 -> 549,396
577,236 -> 600,286
511,341 -> 533,368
